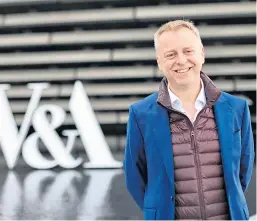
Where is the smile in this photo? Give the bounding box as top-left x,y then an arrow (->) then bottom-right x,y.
175,67 -> 192,73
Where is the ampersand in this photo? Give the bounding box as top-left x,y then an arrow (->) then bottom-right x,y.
22,104 -> 83,169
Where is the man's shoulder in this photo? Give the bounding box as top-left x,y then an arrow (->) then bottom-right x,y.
221,91 -> 246,107
130,92 -> 158,112
220,91 -> 247,115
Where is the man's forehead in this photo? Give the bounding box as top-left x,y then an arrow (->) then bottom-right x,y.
163,45 -> 195,53
158,29 -> 201,49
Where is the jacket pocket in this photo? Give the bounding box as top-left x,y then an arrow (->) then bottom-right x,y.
233,129 -> 241,143
243,204 -> 249,220
143,208 -> 156,220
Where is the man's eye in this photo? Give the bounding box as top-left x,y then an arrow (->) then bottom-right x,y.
185,50 -> 193,53
167,54 -> 175,58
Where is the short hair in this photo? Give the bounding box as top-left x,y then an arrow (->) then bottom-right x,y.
154,19 -> 203,50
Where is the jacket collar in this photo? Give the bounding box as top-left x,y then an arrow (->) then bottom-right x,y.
157,71 -> 221,110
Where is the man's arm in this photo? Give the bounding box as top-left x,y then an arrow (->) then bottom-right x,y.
123,105 -> 147,210
240,100 -> 255,192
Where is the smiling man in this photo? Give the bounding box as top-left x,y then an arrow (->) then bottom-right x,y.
123,20 -> 255,220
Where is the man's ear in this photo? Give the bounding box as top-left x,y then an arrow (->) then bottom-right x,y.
201,46 -> 205,65
156,56 -> 162,72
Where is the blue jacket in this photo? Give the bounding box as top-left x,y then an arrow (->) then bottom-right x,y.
123,91 -> 255,220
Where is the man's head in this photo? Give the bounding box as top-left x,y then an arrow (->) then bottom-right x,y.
155,19 -> 205,89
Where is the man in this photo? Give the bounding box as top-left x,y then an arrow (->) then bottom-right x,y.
123,20 -> 255,220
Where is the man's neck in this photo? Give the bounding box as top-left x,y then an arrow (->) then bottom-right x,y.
168,79 -> 201,105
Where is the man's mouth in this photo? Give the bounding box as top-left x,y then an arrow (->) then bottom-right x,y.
174,67 -> 192,73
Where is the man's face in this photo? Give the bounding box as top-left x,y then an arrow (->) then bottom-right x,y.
156,27 -> 205,88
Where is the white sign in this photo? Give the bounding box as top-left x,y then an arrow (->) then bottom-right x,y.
0,81 -> 122,169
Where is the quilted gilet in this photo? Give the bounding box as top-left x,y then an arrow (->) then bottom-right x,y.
157,72 -> 231,220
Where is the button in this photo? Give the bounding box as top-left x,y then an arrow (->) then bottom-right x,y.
170,196 -> 173,200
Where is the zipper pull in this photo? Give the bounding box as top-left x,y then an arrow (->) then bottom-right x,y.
191,131 -> 195,150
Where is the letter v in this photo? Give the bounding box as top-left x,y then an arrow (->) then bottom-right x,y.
0,83 -> 49,169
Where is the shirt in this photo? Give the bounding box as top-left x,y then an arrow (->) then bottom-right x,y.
167,79 -> 207,123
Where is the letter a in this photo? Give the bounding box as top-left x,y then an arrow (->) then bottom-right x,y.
69,81 -> 122,168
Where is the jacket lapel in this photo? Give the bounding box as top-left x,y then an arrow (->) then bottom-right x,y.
151,104 -> 174,186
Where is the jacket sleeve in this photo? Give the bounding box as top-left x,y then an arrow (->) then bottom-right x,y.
240,100 -> 255,192
123,105 -> 147,210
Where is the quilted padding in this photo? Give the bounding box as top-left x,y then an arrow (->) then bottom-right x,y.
169,108 -> 230,220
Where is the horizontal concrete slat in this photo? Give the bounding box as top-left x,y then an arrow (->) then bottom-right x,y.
85,63 -> 255,79
77,66 -> 155,79
113,45 -> 256,61
3,2 -> 255,27
0,50 -> 110,66
10,97 -> 141,112
2,83 -> 154,98
0,69 -> 74,82
4,79 -> 255,99
0,66 -> 154,82
0,0 -> 56,5
205,45 -> 255,58
4,8 -> 134,27
0,0 -> 123,5
201,63 -> 256,76
0,33 -> 49,47
0,24 -> 255,48
251,116 -> 256,124
113,48 -> 155,61
198,24 -> 256,39
3,82 -> 159,98
214,80 -> 234,91
12,111 -> 257,126
236,80 -> 256,92
0,16 -> 4,25
52,24 -> 256,45
120,112 -> 129,124
0,44 -> 254,66
8,89 -> 256,113
60,82 -> 159,96
136,2 -> 256,20
14,112 -> 122,125
0,63 -> 255,83
51,24 -> 257,45
51,28 -> 156,45
6,86 -> 60,97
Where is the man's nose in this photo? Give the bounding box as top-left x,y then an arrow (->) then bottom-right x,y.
176,53 -> 187,65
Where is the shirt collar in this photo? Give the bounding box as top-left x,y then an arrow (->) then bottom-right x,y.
167,79 -> 206,107
196,79 -> 206,105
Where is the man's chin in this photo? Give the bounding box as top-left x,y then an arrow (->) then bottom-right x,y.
175,76 -> 189,84
176,81 -> 190,88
